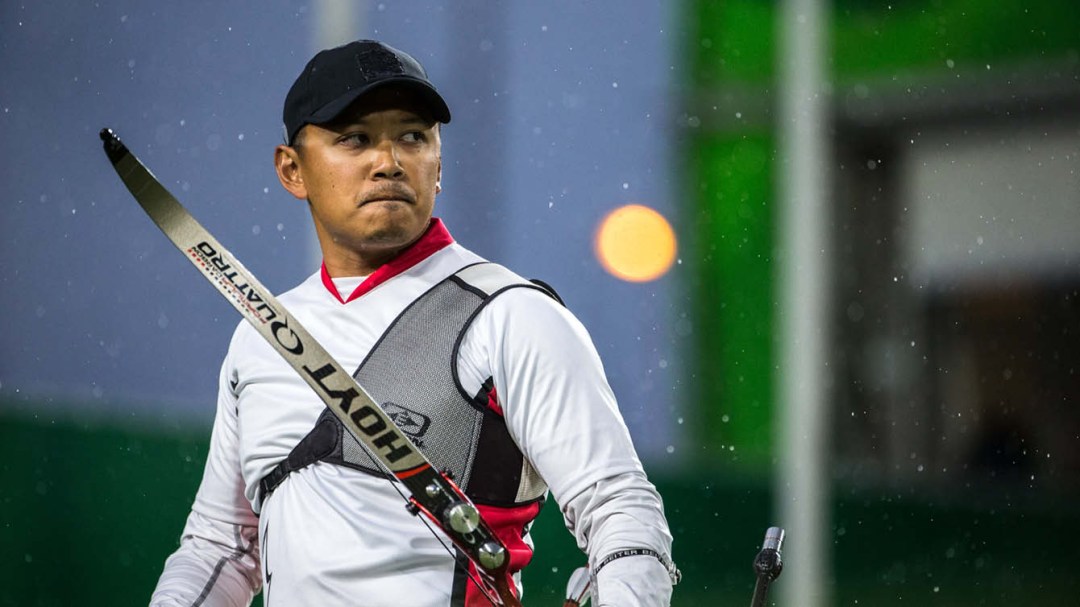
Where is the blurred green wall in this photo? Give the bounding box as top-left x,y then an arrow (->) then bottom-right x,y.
2,410 -> 1079,605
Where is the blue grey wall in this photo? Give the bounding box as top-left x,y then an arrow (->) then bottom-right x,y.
1,1 -> 688,461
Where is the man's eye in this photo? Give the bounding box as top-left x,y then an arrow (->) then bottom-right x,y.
401,131 -> 426,143
340,133 -> 369,146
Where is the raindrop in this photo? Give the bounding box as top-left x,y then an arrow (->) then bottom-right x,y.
846,302 -> 864,322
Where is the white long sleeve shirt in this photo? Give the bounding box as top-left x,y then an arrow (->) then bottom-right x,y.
150,222 -> 674,606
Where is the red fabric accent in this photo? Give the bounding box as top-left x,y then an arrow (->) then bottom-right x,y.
464,501 -> 543,606
463,562 -> 514,607
320,263 -> 346,304
486,385 -> 504,416
477,501 -> 541,572
319,218 -> 454,304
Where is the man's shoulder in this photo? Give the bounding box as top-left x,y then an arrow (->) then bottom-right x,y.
437,243 -> 560,299
278,269 -> 325,302
427,241 -> 486,273
451,261 -> 551,299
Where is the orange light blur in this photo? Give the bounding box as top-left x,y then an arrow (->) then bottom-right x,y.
594,204 -> 677,282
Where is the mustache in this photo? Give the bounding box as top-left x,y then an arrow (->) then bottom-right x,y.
361,185 -> 416,204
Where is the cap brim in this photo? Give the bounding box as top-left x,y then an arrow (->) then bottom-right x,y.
307,77 -> 451,128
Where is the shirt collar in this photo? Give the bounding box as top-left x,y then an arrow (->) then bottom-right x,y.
320,218 -> 454,304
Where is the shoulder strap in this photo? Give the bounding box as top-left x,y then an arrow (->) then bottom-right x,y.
451,262 -> 563,304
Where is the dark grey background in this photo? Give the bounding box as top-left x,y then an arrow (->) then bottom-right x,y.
0,1 -> 687,461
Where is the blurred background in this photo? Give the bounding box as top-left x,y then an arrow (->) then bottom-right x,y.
1,0 -> 1077,605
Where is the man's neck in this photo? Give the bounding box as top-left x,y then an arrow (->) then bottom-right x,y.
318,219 -> 455,303
322,247 -> 404,278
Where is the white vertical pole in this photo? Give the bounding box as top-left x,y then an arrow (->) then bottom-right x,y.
775,0 -> 831,605
314,0 -> 364,50
304,0 -> 367,269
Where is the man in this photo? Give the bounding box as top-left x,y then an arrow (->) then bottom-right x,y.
150,40 -> 676,607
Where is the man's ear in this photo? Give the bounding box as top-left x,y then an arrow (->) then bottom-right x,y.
275,144 -> 308,200
435,156 -> 442,194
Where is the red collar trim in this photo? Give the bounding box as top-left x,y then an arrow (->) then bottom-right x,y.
320,218 -> 454,304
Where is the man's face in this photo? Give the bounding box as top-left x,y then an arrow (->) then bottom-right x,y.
276,88 -> 442,275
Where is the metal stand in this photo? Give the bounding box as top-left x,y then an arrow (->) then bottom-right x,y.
750,527 -> 785,607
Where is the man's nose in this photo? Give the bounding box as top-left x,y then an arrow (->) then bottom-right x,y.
371,141 -> 405,179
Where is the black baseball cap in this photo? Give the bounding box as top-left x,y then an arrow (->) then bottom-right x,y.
282,40 -> 451,145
